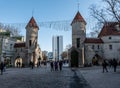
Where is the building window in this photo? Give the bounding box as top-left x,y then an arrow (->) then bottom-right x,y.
92,45 -> 94,49
109,45 -> 112,50
10,44 -> 12,50
76,38 -> 80,48
98,45 -> 99,49
109,37 -> 111,39
29,40 -> 31,47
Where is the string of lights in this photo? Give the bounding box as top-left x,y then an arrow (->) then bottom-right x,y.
3,20 -> 72,31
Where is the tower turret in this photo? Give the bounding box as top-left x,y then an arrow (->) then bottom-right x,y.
71,11 -> 86,48
69,11 -> 86,67
25,17 -> 39,65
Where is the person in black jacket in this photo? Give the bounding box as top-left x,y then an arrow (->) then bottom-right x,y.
102,60 -> 108,73
0,62 -> 4,75
112,58 -> 118,72
50,61 -> 54,71
59,61 -> 63,71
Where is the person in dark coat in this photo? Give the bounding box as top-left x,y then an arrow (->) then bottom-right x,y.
112,59 -> 118,72
0,62 -> 4,75
31,62 -> 34,69
59,61 -> 63,71
102,60 -> 108,73
50,61 -> 54,71
54,61 -> 58,71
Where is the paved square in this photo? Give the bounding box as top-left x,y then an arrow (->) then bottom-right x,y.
0,66 -> 119,88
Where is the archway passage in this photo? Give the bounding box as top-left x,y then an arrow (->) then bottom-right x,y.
71,50 -> 79,67
15,56 -> 23,68
92,54 -> 103,65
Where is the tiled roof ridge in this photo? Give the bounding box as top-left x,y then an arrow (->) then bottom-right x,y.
25,16 -> 39,29
84,38 -> 103,43
14,42 -> 25,48
98,22 -> 120,38
71,11 -> 86,25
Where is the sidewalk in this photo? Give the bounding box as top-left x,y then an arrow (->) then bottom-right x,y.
80,66 -> 120,88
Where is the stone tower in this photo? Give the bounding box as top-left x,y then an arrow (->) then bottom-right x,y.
71,11 -> 86,48
69,11 -> 86,67
25,17 -> 39,65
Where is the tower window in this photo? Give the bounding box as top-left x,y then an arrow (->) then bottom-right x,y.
10,44 -> 13,50
29,40 -> 31,47
76,38 -> 80,48
109,45 -> 112,50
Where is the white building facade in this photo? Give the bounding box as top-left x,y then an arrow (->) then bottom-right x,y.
52,36 -> 63,61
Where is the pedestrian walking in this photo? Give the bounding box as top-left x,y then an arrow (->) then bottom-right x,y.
50,61 -> 54,71
31,62 -> 34,69
108,59 -> 113,68
37,61 -> 41,67
54,61 -> 58,71
59,61 -> 63,71
16,61 -> 19,68
0,62 -> 4,75
102,60 -> 108,73
3,62 -> 6,72
112,58 -> 118,72
29,61 -> 34,69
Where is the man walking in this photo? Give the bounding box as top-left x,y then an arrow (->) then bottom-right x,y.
50,61 -> 54,71
59,61 -> 63,71
0,62 -> 4,75
112,58 -> 118,72
102,60 -> 108,73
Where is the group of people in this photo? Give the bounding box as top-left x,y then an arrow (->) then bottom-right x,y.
102,58 -> 118,73
50,61 -> 63,71
16,61 -> 21,68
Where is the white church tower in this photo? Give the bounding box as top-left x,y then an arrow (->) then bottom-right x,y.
25,17 -> 39,65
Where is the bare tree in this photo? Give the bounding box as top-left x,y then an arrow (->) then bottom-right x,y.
89,0 -> 120,37
90,0 -> 120,24
3,25 -> 20,36
0,22 -> 20,36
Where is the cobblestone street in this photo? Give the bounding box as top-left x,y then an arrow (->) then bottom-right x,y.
0,66 -> 91,88
0,66 -> 120,88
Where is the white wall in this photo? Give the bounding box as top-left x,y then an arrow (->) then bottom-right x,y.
101,36 -> 120,60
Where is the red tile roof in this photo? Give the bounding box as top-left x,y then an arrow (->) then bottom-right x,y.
14,42 -> 25,48
71,11 -> 86,25
84,38 -> 104,44
98,22 -> 120,38
25,16 -> 39,29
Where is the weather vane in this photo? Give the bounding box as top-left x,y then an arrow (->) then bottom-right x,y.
77,0 -> 80,11
32,8 -> 34,16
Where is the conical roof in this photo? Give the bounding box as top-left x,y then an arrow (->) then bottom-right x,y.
25,16 -> 39,29
71,11 -> 86,25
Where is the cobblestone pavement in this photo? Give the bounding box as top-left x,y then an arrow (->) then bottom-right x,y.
80,66 -> 120,88
0,66 -> 91,88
